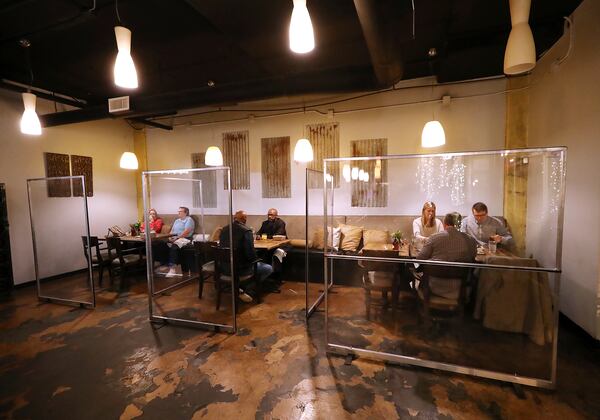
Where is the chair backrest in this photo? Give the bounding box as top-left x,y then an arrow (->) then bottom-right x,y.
82,235 -> 101,261
106,237 -> 124,264
195,241 -> 217,265
360,249 -> 400,272
422,264 -> 470,279
212,246 -> 234,279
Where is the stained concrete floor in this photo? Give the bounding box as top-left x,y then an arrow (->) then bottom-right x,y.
1,274 -> 599,420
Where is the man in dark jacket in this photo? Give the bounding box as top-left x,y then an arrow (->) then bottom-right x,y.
256,208 -> 287,238
220,210 -> 273,302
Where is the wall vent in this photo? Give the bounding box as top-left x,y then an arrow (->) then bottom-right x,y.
108,96 -> 130,113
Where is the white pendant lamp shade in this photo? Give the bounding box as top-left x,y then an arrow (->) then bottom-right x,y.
289,0 -> 315,54
342,164 -> 351,182
119,151 -> 139,170
351,167 -> 359,180
20,93 -> 42,135
421,120 -> 446,148
205,146 -> 224,166
504,0 -> 536,75
363,172 -> 369,182
293,138 -> 314,162
114,26 -> 138,88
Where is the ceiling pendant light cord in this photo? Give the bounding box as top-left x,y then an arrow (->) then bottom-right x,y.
411,0 -> 415,40
115,0 -> 122,24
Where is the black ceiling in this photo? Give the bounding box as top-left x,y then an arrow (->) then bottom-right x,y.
0,0 -> 582,127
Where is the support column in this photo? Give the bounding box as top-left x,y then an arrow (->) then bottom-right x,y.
503,75 -> 529,257
133,128 -> 148,221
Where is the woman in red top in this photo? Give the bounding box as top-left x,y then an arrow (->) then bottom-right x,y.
141,208 -> 164,233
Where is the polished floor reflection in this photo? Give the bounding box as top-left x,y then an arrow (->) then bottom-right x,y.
0,273 -> 598,419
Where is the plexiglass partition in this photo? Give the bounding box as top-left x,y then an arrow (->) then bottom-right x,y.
323,148 -> 566,388
143,167 -> 235,332
305,168 -> 333,318
27,176 -> 94,307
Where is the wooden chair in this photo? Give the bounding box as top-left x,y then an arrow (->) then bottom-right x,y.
106,237 -> 145,286
359,249 -> 402,320
81,236 -> 112,286
212,246 -> 261,310
418,264 -> 471,326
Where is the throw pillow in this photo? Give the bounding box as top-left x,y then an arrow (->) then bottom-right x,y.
339,223 -> 363,252
363,229 -> 390,248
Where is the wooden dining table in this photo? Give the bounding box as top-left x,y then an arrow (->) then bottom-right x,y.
253,238 -> 290,251
100,232 -> 171,243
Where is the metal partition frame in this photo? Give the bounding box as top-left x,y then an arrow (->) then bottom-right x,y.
143,167 -> 236,332
322,147 -> 567,389
27,176 -> 94,308
305,168 -> 333,319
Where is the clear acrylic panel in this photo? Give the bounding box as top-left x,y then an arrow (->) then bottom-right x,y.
27,176 -> 94,307
305,168 -> 328,318
323,148 -> 565,388
144,168 -> 235,332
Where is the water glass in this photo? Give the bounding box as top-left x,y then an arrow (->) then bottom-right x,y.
488,239 -> 497,253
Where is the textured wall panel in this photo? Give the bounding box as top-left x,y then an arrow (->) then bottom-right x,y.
350,138 -> 388,207
44,152 -> 71,197
71,155 -> 93,197
191,153 -> 217,208
222,131 -> 250,190
261,137 -> 291,198
307,122 -> 340,188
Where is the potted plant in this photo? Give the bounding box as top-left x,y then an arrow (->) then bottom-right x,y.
392,230 -> 403,250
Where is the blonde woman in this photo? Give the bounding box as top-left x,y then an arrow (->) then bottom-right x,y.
413,201 -> 443,239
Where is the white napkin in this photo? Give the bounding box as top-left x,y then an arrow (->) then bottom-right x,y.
273,247 -> 287,263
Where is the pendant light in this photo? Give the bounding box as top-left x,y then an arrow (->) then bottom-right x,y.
293,138 -> 313,162
119,151 -> 139,169
205,146 -> 223,166
342,164 -> 351,182
421,120 -> 446,148
114,26 -> 138,88
19,40 -> 42,136
289,0 -> 315,54
421,68 -> 445,148
20,92 -> 42,136
504,0 -> 536,75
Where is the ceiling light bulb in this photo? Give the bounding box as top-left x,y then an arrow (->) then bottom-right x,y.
351,167 -> 359,180
504,0 -> 536,75
421,120 -> 446,148
119,151 -> 138,169
289,0 -> 315,54
20,92 -> 42,136
342,164 -> 351,182
293,138 -> 314,162
205,146 -> 223,166
114,26 -> 138,89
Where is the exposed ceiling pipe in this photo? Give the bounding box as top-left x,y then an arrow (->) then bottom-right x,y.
353,0 -> 404,87
0,79 -> 85,108
39,67 -> 375,127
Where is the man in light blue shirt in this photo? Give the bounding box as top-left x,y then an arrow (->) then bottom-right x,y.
461,202 -> 512,247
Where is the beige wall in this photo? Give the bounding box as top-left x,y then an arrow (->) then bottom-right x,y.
146,77 -> 507,218
0,90 -> 139,285
528,0 -> 600,338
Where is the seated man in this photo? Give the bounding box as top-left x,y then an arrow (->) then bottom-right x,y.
220,210 -> 273,303
154,206 -> 195,277
461,202 -> 512,247
256,208 -> 287,239
417,212 -> 477,299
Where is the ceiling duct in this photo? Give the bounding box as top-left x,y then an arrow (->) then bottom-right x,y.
353,0 -> 404,87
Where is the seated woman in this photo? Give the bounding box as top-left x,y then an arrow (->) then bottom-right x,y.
140,208 -> 164,233
413,201 -> 443,239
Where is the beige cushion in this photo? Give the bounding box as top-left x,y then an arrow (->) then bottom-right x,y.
363,229 -> 390,248
210,226 -> 222,242
290,239 -> 313,248
162,224 -> 172,234
339,224 -> 363,252
312,229 -> 325,249
364,271 -> 394,288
